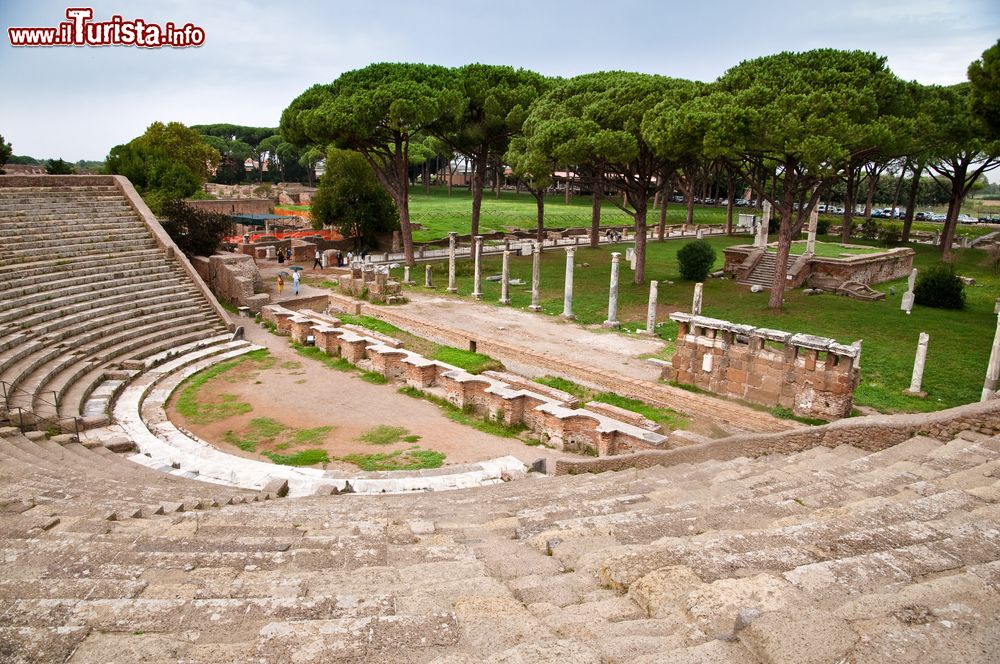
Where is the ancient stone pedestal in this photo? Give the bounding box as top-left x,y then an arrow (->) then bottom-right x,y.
696,228 -> 704,240
982,299 -> 1000,401
529,242 -> 542,311
403,265 -> 413,285
472,235 -> 484,300
644,280 -> 659,334
266,246 -> 276,260
901,268 -> 917,314
604,252 -> 621,327
806,207 -> 819,254
499,251 -> 511,304
757,201 -> 771,248
562,247 -> 575,319
447,232 -> 458,293
424,264 -> 433,288
905,332 -> 929,396
692,282 -> 704,316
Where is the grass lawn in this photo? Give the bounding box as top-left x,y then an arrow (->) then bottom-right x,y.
390,234 -> 998,414
786,241 -> 883,258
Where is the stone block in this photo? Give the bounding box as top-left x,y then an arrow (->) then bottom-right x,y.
737,606 -> 858,664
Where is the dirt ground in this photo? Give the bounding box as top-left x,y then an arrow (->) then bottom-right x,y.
167,321 -> 575,471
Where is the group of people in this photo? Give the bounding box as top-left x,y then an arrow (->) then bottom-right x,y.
603,228 -> 624,242
272,244 -> 373,299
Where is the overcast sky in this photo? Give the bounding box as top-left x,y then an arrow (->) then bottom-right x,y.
2,0 -> 998,161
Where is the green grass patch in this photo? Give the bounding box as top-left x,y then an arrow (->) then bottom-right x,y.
219,300 -> 240,314
430,346 -> 503,374
534,376 -> 688,430
358,425 -> 411,445
339,447 -> 445,471
785,241 -> 883,258
592,392 -> 690,430
402,434 -> 422,443
174,353 -> 270,424
361,371 -> 388,384
292,425 -> 334,446
769,407 -> 830,426
264,448 -> 330,466
334,313 -> 404,336
533,376 -> 592,400
293,343 -> 354,372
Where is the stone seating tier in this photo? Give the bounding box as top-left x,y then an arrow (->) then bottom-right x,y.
0,178 -> 231,429
0,422 -> 997,663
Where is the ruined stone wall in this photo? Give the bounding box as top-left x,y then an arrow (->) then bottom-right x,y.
661,314 -> 860,420
192,252 -> 268,312
183,198 -> 272,215
723,245 -> 914,289
553,397 -> 1000,475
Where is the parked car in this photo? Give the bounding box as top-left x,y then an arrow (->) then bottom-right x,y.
957,214 -> 979,224
979,214 -> 1000,223
703,198 -> 716,205
735,198 -> 750,207
930,213 -> 947,222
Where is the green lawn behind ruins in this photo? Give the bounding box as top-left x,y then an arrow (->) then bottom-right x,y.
405,235 -> 999,415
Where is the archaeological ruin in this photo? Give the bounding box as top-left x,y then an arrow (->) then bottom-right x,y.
1,175 -> 998,663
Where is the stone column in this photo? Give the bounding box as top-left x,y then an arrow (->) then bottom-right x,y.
562,247 -> 575,319
692,282 -> 704,315
472,235 -> 484,300
696,228 -> 704,240
905,332 -> 930,396
424,264 -> 433,288
604,252 -> 621,327
806,207 -> 819,254
901,268 -> 917,314
447,232 -> 458,293
529,242 -> 542,311
499,251 -> 511,304
644,280 -> 659,334
403,265 -> 411,285
982,299 -> 1000,401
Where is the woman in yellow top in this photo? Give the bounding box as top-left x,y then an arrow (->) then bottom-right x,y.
276,274 -> 285,295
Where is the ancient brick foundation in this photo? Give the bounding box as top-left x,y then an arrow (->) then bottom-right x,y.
260,305 -> 667,456
661,313 -> 861,420
723,244 -> 914,289
337,263 -> 405,304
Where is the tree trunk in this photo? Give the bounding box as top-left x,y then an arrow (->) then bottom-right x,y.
590,175 -> 602,248
470,155 -> 488,237
901,162 -> 922,243
633,198 -> 648,284
685,187 -> 694,225
940,162 -> 968,260
725,170 -> 735,235
657,187 -> 668,241
842,162 -> 857,242
890,161 -> 907,218
535,188 -> 545,242
863,170 -> 879,219
768,165 -> 799,309
565,173 -> 572,204
423,161 -> 430,194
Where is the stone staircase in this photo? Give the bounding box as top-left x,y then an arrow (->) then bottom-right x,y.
741,251 -> 777,288
0,181 -> 232,427
1,424 -> 997,662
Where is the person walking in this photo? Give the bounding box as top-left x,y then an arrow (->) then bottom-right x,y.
276,274 -> 284,295
292,270 -> 300,295
285,247 -> 292,261
313,249 -> 323,270
277,250 -> 285,264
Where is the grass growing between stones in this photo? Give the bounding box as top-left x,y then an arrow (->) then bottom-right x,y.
340,447 -> 445,471
534,376 -> 689,430
397,386 -> 529,438
173,350 -> 273,424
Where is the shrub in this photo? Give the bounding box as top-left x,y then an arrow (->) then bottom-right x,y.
677,240 -> 717,281
160,199 -> 234,257
877,222 -> 902,247
987,244 -> 1000,273
914,263 -> 965,310
816,218 -> 831,235
860,218 -> 879,240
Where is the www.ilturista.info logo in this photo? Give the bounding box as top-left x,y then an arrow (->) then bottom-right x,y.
7,7 -> 205,48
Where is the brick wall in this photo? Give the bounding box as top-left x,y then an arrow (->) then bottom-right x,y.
183,198 -> 273,215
